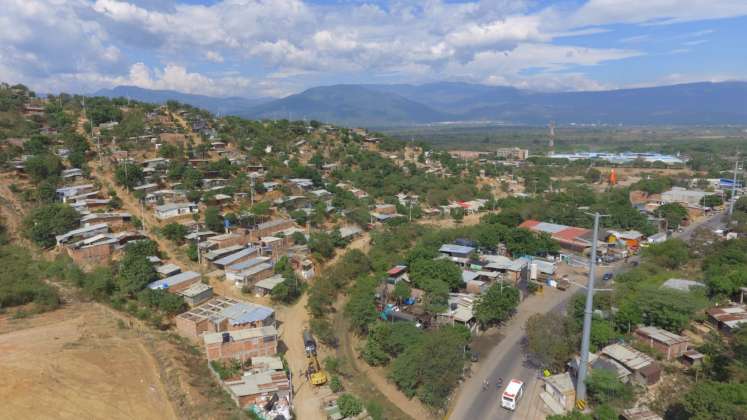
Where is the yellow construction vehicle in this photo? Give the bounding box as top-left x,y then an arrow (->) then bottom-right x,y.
308,354 -> 328,386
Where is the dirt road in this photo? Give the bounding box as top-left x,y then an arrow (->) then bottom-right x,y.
277,230 -> 373,419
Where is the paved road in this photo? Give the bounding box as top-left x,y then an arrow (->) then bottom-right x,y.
449,283 -> 586,420
675,212 -> 725,241
449,213 -> 725,420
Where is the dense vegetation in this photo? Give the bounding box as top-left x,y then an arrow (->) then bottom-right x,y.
536,229 -> 747,419
0,242 -> 61,313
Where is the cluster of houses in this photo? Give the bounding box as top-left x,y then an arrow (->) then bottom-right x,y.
374,239 -> 560,333
540,283 -> 747,417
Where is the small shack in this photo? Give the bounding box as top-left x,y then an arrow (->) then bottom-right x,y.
543,372 -> 576,413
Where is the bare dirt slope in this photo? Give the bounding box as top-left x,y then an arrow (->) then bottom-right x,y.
0,303 -> 178,420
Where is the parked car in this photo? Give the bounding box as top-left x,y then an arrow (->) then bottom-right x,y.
602,272 -> 614,282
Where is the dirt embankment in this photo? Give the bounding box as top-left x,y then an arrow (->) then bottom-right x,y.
0,303 -> 178,420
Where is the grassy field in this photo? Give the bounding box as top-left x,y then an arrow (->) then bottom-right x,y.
379,124 -> 747,154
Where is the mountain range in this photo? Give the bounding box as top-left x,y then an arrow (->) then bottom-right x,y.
94,85 -> 272,116
94,81 -> 747,127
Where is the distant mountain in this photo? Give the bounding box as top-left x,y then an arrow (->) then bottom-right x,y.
243,84 -> 449,126
243,81 -> 747,126
93,85 -> 272,116
363,82 -> 525,115
94,81 -> 747,127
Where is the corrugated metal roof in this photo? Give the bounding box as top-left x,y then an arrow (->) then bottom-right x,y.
534,222 -> 571,234
254,275 -> 285,290
203,325 -> 277,345
461,270 -> 479,283
227,257 -> 271,272
636,326 -> 688,346
602,343 -> 655,371
213,247 -> 258,266
439,244 -> 475,255
148,271 -> 200,290
220,302 -> 274,325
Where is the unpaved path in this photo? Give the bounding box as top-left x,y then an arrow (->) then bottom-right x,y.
337,314 -> 432,420
277,230 -> 372,419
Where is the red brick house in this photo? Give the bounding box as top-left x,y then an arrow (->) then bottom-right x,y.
634,326 -> 689,361
204,326 -> 278,363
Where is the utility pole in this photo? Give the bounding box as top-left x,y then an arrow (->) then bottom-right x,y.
576,211 -> 606,405
729,155 -> 740,218
250,176 -> 256,207
82,97 -> 102,166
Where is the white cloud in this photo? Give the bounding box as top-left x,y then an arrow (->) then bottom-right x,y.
204,51 -> 224,63
567,0 -> 747,26
619,34 -> 649,44
682,39 -> 707,46
1,0 -> 745,96
122,63 -> 253,96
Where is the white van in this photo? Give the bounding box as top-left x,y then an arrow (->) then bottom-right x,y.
501,379 -> 524,411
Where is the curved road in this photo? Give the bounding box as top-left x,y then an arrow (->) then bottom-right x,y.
449,213 -> 724,420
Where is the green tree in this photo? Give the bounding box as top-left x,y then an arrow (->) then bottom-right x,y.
116,254 -> 157,296
204,206 -> 224,233
67,150 -> 86,169
36,179 -> 59,203
547,412 -> 593,420
642,239 -> 688,269
124,239 -> 160,259
309,231 -> 336,260
345,276 -> 379,334
590,318 -> 620,352
678,382 -> 747,420
161,223 -> 188,243
585,168 -> 602,183
473,283 -> 520,327
389,325 -> 469,408
158,143 -> 180,159
701,194 -> 724,208
421,277 -> 450,313
450,207 -> 465,222
250,201 -> 271,216
657,203 -> 688,229
585,369 -> 633,405
114,163 -> 145,190
186,242 -> 198,261
23,203 -> 80,248
525,312 -> 579,371
393,281 -> 412,303
410,259 -> 462,290
337,394 -> 363,417
25,153 -> 63,183
24,134 -> 52,154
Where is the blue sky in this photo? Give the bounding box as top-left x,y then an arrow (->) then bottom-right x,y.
1,0 -> 745,97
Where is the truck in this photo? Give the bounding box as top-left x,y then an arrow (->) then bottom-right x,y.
303,329 -> 317,356
500,379 -> 525,411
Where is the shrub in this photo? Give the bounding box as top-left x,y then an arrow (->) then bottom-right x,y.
329,376 -> 343,393
337,394 -> 363,417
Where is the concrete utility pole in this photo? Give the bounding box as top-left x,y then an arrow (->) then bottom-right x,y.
576,211 -> 606,405
729,155 -> 740,218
